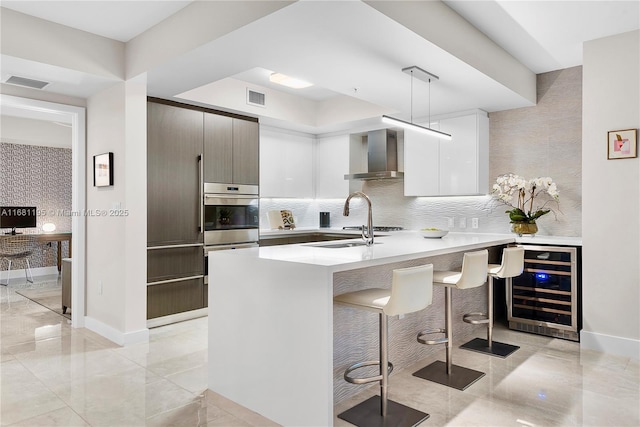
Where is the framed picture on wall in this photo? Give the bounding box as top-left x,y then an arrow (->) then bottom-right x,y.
93,152 -> 114,187
607,129 -> 637,160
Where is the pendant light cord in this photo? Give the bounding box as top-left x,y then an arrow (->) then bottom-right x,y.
410,69 -> 414,124
428,78 -> 431,127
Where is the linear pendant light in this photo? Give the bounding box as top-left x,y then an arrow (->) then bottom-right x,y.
381,116 -> 452,140
382,66 -> 452,141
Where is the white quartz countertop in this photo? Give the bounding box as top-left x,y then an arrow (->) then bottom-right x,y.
214,231 -> 514,272
259,228 -> 582,247
217,231 -> 582,272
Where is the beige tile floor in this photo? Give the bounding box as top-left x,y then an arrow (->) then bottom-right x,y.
2,275 -> 639,426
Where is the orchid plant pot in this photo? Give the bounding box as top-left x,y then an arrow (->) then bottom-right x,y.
510,220 -> 538,237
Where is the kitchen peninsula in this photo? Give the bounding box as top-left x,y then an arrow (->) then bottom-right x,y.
207,231 -> 516,426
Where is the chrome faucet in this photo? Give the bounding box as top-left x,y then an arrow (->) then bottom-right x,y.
343,191 -> 374,246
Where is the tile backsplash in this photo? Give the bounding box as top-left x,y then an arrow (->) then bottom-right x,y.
260,181 -> 571,236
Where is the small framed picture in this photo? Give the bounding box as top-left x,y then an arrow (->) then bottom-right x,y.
607,129 -> 637,160
93,152 -> 114,187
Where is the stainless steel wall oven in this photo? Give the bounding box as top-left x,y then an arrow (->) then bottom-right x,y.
203,183 -> 259,285
203,183 -> 259,246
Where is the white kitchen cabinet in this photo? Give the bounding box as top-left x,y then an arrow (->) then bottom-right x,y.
403,128 -> 440,196
260,127 -> 314,198
315,134 -> 350,198
404,110 -> 489,196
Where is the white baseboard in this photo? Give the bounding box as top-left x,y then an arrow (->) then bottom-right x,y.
2,266 -> 58,280
581,330 -> 640,359
84,316 -> 149,347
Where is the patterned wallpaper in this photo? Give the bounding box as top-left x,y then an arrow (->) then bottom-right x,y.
0,142 -> 72,268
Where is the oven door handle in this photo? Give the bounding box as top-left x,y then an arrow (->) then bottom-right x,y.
203,195 -> 259,207
204,194 -> 258,200
204,242 -> 259,254
198,153 -> 204,234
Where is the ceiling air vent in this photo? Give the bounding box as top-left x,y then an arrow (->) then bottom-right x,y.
5,75 -> 50,90
247,88 -> 266,107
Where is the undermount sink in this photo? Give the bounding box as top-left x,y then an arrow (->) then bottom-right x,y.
308,241 -> 381,248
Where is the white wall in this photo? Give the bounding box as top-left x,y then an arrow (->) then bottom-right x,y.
0,116 -> 72,148
86,80 -> 148,345
86,84 -> 127,331
582,30 -> 640,358
122,75 -> 148,342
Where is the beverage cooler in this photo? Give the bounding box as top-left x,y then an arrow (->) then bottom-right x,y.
508,244 -> 582,341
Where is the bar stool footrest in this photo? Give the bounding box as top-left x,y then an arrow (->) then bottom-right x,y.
344,360 -> 393,385
417,328 -> 448,345
338,395 -> 430,427
462,312 -> 489,325
459,337 -> 520,358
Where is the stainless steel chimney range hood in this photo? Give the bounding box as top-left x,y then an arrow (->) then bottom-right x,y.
344,129 -> 404,180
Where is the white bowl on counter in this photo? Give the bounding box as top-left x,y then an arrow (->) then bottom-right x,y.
420,229 -> 449,238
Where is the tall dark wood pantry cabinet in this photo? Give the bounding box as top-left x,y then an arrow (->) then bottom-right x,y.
147,101 -> 205,320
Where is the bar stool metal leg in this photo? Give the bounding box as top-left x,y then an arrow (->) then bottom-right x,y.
380,313 -> 388,416
460,276 -> 520,358
338,312 -> 430,427
445,286 -> 452,375
413,287 -> 485,391
336,264 -> 434,426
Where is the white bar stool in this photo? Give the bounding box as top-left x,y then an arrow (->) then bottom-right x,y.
334,264 -> 434,427
460,246 -> 525,357
413,250 -> 488,391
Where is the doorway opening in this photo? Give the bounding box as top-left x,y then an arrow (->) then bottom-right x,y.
0,94 -> 87,328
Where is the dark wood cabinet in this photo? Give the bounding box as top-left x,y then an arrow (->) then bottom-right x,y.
204,113 -> 259,185
204,113 -> 233,183
147,278 -> 205,319
232,119 -> 259,185
147,99 -> 259,321
147,102 -> 204,246
259,233 -> 363,246
147,101 -> 205,320
147,246 -> 204,283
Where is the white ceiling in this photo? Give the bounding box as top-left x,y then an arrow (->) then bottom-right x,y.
444,0 -> 640,74
156,0 -> 534,133
0,0 -> 192,42
1,0 -> 638,134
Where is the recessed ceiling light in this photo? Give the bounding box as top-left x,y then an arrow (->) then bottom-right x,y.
269,72 -> 313,89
